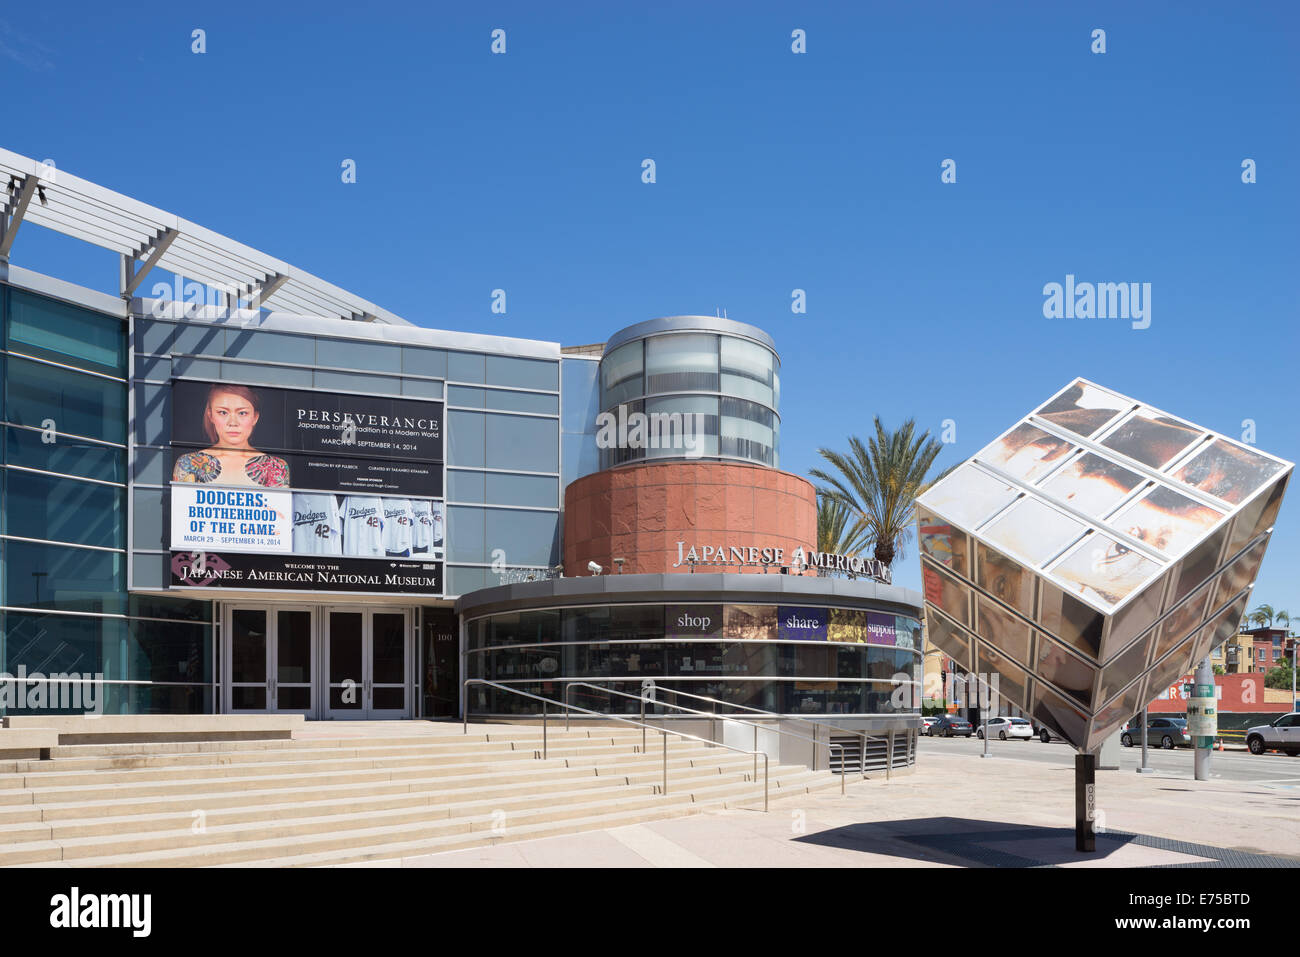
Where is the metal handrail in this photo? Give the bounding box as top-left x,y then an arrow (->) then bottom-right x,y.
647,685 -> 902,779
462,679 -> 769,811
558,680 -> 904,780
563,681 -> 851,796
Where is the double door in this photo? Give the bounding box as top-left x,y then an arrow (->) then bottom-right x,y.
224,604 -> 412,718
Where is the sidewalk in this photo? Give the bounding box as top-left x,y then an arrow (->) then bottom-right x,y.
344,750 -> 1300,868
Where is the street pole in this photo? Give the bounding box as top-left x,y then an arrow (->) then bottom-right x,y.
1192,657 -> 1215,782
979,671 -> 991,759
1137,706 -> 1153,773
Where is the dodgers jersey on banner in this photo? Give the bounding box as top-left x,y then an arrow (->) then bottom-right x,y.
382,499 -> 414,556
410,500 -> 433,552
292,493 -> 343,555
340,496 -> 385,557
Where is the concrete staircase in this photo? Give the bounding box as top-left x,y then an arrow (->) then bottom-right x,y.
0,722 -> 845,867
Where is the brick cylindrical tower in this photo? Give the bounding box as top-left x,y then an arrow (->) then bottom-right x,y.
564,460 -> 817,575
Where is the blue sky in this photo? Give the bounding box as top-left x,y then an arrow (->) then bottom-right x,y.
3,1 -> 1297,608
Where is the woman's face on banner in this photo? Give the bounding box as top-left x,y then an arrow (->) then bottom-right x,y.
208,392 -> 259,449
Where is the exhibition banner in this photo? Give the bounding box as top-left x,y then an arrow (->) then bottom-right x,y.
170,487 -> 292,553
169,379 -> 443,497
169,551 -> 443,595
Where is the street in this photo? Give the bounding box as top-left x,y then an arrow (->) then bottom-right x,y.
918,733 -> 1300,785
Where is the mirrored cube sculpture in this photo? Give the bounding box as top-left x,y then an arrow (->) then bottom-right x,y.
917,378 -> 1291,751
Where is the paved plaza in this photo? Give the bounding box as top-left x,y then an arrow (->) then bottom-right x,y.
350,740 -> 1300,868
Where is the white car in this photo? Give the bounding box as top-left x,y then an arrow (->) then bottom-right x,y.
1244,712 -> 1300,756
976,716 -> 1034,741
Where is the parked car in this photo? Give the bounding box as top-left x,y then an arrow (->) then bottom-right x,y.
977,716 -> 1033,740
1244,712 -> 1300,756
931,715 -> 974,738
1035,724 -> 1066,743
921,716 -> 943,735
1120,716 -> 1191,749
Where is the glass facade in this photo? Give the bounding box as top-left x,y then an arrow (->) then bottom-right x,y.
0,285 -> 213,714
464,602 -> 923,717
598,325 -> 780,469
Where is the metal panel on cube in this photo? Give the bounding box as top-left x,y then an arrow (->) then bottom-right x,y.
917,378 -> 1291,751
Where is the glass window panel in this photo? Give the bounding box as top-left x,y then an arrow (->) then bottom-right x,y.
922,562 -> 971,627
447,410 -> 485,467
1170,439 -> 1285,506
644,396 -> 718,459
5,356 -> 126,444
601,340 -> 644,409
1040,452 -> 1143,520
645,333 -> 718,395
1037,580 -> 1104,659
448,385 -> 485,408
919,463 -> 1019,531
1107,486 -> 1225,560
723,604 -> 776,640
171,323 -> 226,356
447,469 -> 486,503
719,397 -> 774,465
1100,407 -> 1202,469
975,594 -> 1031,666
977,645 -> 1029,711
447,505 -> 486,564
128,594 -> 210,622
447,351 -> 486,384
918,510 -> 971,579
7,289 -> 125,375
485,472 -> 558,509
1096,635 -> 1150,706
720,373 -> 773,407
313,370 -> 399,395
402,347 -> 447,378
485,508 -> 557,567
1034,380 -> 1130,439
2,539 -> 124,614
315,337 -> 401,373
223,329 -> 314,364
1152,579 -> 1211,664
1168,524 -> 1227,609
983,498 -> 1086,568
1033,634 -> 1096,707
975,543 -> 1034,617
1050,533 -> 1162,610
4,426 -> 125,483
924,612 -> 972,671
1211,537 -> 1268,613
485,413 -> 558,473
828,608 -> 869,643
977,423 -> 1075,485
2,469 -> 123,548
1224,475 -> 1285,559
483,389 -> 558,415
400,377 -> 443,399
134,318 -> 175,355
486,355 -> 558,392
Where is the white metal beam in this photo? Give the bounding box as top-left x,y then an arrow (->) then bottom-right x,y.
0,174 -> 39,259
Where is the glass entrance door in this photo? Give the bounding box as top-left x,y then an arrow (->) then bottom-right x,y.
225,606 -> 316,714
323,607 -> 412,718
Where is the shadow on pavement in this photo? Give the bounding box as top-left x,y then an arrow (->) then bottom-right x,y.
793,818 -> 1298,868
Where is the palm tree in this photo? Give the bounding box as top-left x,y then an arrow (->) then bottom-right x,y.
1249,610 -> 1268,629
809,417 -> 948,569
1251,604 -> 1276,628
1275,610 -> 1290,634
816,492 -> 871,558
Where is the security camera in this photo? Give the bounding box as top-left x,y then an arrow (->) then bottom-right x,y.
587,561 -> 603,575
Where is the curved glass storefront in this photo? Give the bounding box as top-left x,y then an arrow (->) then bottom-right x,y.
599,319 -> 781,469
465,602 -> 922,717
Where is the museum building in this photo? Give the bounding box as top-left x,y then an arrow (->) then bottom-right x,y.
0,149 -> 922,752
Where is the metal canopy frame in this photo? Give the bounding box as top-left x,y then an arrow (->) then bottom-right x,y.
0,147 -> 409,326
